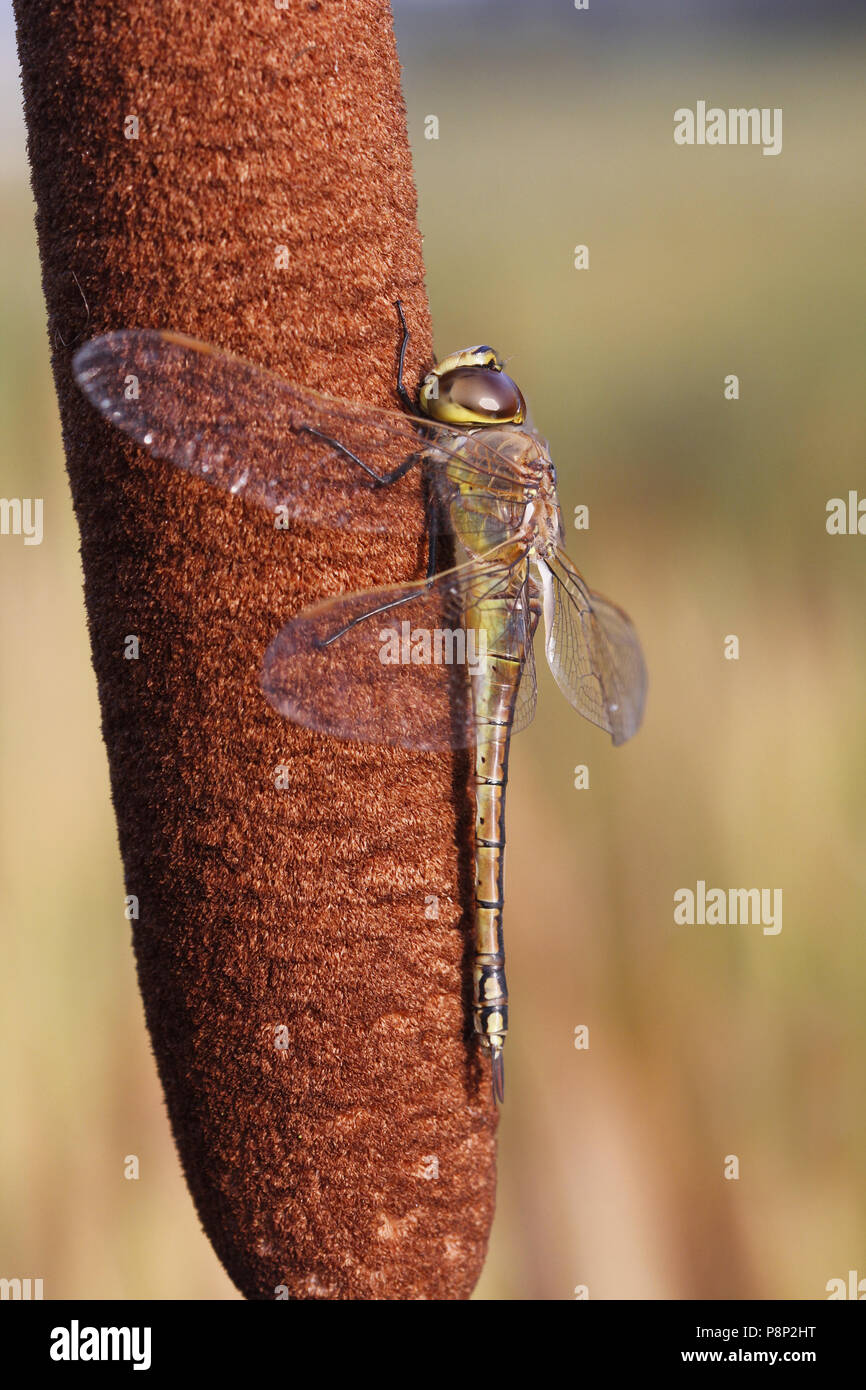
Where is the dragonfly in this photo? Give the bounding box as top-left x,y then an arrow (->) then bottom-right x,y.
72,303 -> 647,1103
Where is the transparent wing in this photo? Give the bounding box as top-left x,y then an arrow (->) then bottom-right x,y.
539,548 -> 647,746
508,581 -> 538,737
261,552 -> 533,750
72,329 -> 526,535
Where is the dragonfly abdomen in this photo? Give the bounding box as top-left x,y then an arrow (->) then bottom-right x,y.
472,646 -> 522,1104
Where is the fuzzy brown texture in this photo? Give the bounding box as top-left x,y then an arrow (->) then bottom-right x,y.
15,0 -> 497,1299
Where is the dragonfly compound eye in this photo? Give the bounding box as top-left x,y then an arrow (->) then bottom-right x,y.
419,364 -> 526,427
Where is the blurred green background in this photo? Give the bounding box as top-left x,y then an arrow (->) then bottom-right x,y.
2,2 -> 865,1299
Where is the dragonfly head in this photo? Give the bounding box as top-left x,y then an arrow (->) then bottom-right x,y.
419,345 -> 526,427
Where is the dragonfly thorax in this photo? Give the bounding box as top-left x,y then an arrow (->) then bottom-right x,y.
522,474 -> 566,558
434,421 -> 564,561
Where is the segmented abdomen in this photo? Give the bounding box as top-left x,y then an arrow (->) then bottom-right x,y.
464,566 -> 538,1100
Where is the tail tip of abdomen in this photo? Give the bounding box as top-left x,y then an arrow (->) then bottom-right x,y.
489,1040 -> 505,1105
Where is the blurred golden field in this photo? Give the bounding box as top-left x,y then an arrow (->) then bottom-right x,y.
2,17 -> 866,1298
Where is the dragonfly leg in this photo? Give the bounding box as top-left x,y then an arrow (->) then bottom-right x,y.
315,525 -> 438,648
297,425 -> 418,487
424,523 -> 437,580
314,580 -> 433,650
394,299 -> 415,413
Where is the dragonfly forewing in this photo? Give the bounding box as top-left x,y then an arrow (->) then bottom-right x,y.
73,330 -> 529,540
